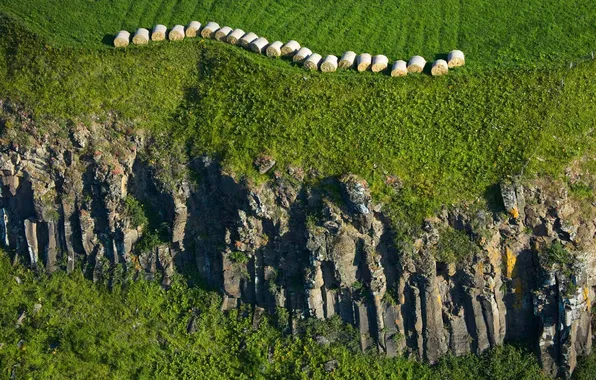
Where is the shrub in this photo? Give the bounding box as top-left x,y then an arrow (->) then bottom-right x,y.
124,196 -> 148,229
229,251 -> 249,264
434,228 -> 479,264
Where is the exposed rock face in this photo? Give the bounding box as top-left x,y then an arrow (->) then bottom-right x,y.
0,105 -> 594,378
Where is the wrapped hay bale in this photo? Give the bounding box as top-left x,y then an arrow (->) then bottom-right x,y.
357,53 -> 372,72
407,55 -> 426,73
186,21 -> 201,37
281,40 -> 301,56
152,24 -> 167,41
304,53 -> 322,70
293,47 -> 312,63
250,37 -> 269,54
339,51 -> 356,69
215,26 -> 233,41
266,41 -> 283,57
114,30 -> 130,48
390,60 -> 408,77
371,54 -> 389,73
321,55 -> 338,72
431,59 -> 449,76
201,22 -> 220,38
169,25 -> 185,41
447,50 -> 465,68
132,28 -> 149,45
240,32 -> 258,48
226,28 -> 245,45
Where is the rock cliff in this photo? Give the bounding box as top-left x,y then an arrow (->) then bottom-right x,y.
1,104 -> 594,378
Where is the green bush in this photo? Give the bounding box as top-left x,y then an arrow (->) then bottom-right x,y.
434,228 -> 479,264
229,251 -> 249,264
124,196 -> 148,229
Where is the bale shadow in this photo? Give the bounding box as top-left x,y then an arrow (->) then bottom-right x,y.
102,34 -> 116,47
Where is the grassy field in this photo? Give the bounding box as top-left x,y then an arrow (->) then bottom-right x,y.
0,11 -> 595,228
1,0 -> 596,72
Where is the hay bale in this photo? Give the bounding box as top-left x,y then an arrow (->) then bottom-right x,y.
293,47 -> 312,63
215,26 -> 233,41
304,53 -> 322,70
240,32 -> 258,48
132,28 -> 149,45
186,21 -> 201,37
339,51 -> 356,69
321,55 -> 338,72
390,60 -> 408,77
152,24 -> 167,41
357,53 -> 372,72
431,59 -> 449,76
281,40 -> 301,56
407,56 -> 426,73
250,37 -> 269,54
114,30 -> 130,48
201,22 -> 220,38
371,55 -> 389,73
266,41 -> 283,57
226,28 -> 245,45
169,25 -> 185,41
447,50 -> 465,68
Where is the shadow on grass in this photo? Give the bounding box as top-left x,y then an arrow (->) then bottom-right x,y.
102,34 -> 116,47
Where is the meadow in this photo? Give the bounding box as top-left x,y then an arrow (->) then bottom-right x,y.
1,0 -> 596,71
1,10 -> 595,228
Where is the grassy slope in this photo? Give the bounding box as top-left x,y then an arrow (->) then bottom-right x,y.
1,13 -> 594,226
1,0 -> 596,71
0,253 -> 548,379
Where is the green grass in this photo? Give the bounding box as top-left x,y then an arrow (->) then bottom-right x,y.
1,11 -> 595,229
1,0 -> 596,72
0,252 -> 554,379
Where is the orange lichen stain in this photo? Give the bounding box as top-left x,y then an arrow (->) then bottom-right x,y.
504,248 -> 516,279
477,261 -> 484,275
583,286 -> 590,311
437,292 -> 442,307
510,207 -> 519,219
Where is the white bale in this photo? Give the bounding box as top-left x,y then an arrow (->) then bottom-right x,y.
390,60 -> 408,77
431,59 -> 449,76
281,40 -> 301,56
407,56 -> 426,73
266,41 -> 283,57
293,47 -> 312,63
240,32 -> 258,48
304,53 -> 322,71
226,28 -> 245,45
169,25 -> 185,41
371,54 -> 389,73
447,50 -> 465,68
339,51 -> 356,69
357,53 -> 372,72
151,24 -> 167,41
215,26 -> 233,41
201,22 -> 220,38
132,28 -> 149,45
114,30 -> 130,48
320,55 -> 338,73
186,21 -> 201,37
250,37 -> 269,54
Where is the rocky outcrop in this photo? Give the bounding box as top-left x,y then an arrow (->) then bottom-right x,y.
0,104 -> 594,378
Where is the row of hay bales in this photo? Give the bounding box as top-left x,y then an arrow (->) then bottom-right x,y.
114,22 -> 465,76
